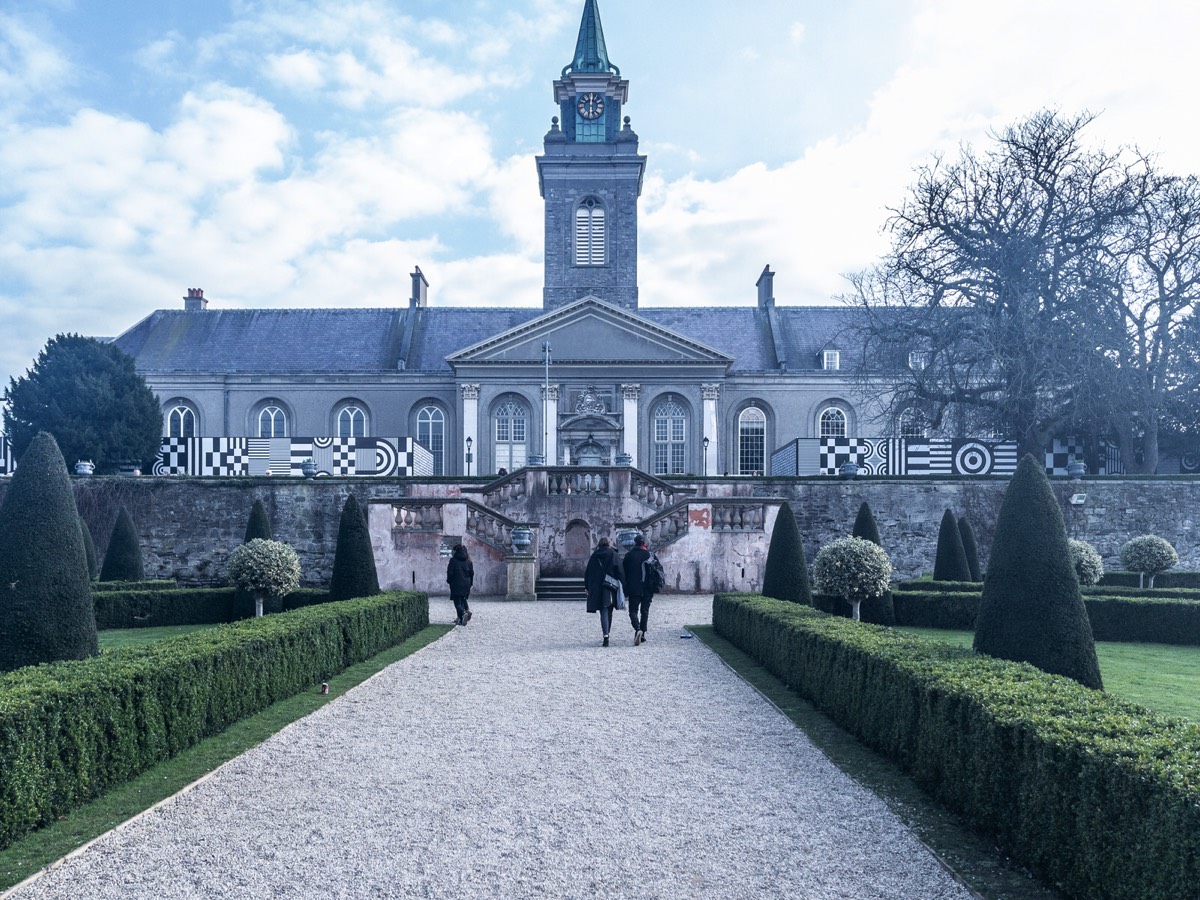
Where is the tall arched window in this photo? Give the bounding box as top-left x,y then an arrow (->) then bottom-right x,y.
819,407 -> 847,438
258,404 -> 287,438
575,198 -> 605,266
166,401 -> 197,438
417,405 -> 445,475
652,399 -> 687,475
738,407 -> 766,476
336,405 -> 367,438
493,399 -> 528,472
899,408 -> 928,439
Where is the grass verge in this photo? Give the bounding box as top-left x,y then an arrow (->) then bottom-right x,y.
97,624 -> 215,651
0,624 -> 453,892
897,627 -> 1200,721
690,624 -> 1061,900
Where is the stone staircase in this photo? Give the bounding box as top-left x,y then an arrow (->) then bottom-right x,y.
536,577 -> 587,602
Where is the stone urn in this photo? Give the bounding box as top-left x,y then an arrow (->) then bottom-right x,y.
74,460 -> 95,477
510,526 -> 533,554
527,454 -> 545,466
838,461 -> 859,480
1067,459 -> 1087,479
615,452 -> 633,467
301,459 -> 317,479
617,528 -> 641,550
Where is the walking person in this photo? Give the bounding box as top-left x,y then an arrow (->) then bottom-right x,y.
622,534 -> 654,645
584,537 -> 621,646
446,544 -> 474,626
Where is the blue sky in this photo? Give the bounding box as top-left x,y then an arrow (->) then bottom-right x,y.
2,0 -> 1199,394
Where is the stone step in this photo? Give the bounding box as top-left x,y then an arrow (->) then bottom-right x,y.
536,577 -> 586,602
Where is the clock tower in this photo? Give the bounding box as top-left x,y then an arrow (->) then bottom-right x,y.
537,0 -> 646,310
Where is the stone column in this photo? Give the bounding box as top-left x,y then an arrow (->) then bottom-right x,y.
621,383 -> 640,469
702,383 -> 721,476
460,383 -> 480,475
542,385 -> 559,465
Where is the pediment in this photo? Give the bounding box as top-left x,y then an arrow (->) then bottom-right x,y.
445,296 -> 732,366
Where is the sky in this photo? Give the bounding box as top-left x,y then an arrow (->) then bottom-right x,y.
2,0 -> 1200,395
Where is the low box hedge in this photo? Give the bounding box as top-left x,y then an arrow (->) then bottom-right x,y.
0,591 -> 427,849
94,587 -> 330,629
896,579 -> 982,593
891,590 -> 980,629
93,579 -> 179,592
1100,570 -> 1200,589
713,593 -> 1200,900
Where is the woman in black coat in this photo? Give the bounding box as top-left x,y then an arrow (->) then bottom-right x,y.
446,544 -> 474,626
584,537 -> 622,646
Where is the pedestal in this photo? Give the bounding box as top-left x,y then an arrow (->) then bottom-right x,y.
506,554 -> 538,602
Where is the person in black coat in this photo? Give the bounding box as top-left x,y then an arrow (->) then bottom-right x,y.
446,544 -> 474,625
621,533 -> 654,645
584,537 -> 621,646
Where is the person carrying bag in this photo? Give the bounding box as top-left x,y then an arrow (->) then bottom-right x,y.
584,537 -> 622,646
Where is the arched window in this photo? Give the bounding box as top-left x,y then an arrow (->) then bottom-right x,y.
493,399 -> 528,472
336,405 -> 367,438
417,405 -> 445,475
575,198 -> 605,266
819,407 -> 847,438
899,408 -> 928,439
257,403 -> 288,438
165,400 -> 197,438
652,399 -> 687,475
738,407 -> 766,476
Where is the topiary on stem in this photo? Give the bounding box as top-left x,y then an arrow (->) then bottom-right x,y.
973,454 -> 1102,689
849,500 -> 895,624
813,536 -> 892,622
958,516 -> 982,582
227,539 -> 301,617
1119,535 -> 1178,588
761,501 -> 812,605
328,495 -> 380,603
1068,539 -> 1104,586
933,508 -> 971,581
0,431 -> 99,671
99,505 -> 144,582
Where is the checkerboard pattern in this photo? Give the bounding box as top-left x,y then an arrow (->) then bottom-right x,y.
149,437 -> 429,477
0,437 -> 13,476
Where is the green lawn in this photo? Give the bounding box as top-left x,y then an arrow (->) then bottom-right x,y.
898,627 -> 1200,722
98,624 -> 215,651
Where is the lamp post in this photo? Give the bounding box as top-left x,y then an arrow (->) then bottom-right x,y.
541,341 -> 552,464
465,435 -> 473,477
702,436 -> 710,478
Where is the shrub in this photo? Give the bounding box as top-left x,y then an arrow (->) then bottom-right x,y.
813,536 -> 891,622
80,516 -> 98,581
974,454 -> 1102,689
99,505 -> 144,582
849,500 -> 895,625
244,498 -> 273,542
1120,535 -> 1179,588
328,495 -> 380,603
1068,539 -> 1104,586
227,539 -> 301,617
932,508 -> 971,581
851,501 -> 882,546
0,432 -> 99,672
958,516 -> 981,581
92,587 -> 330,629
761,501 -> 812,605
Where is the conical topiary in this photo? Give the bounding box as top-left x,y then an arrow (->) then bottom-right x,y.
933,508 -> 971,581
80,516 -> 99,581
958,516 -> 982,581
852,501 -> 882,545
100,505 -> 144,582
761,501 -> 812,605
848,500 -> 895,625
328,495 -> 380,603
0,432 -> 99,671
973,454 -> 1103,689
244,499 -> 273,543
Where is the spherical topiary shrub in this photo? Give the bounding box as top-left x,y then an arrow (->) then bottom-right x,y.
848,500 -> 895,625
761,501 -> 812,605
813,536 -> 892,622
0,431 -> 99,671
1120,535 -> 1179,588
1068,539 -> 1104,586
958,516 -> 982,582
227,539 -> 301,617
328,495 -> 381,603
933,508 -> 971,581
99,505 -> 144,582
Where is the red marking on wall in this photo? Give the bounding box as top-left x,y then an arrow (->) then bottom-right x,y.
689,508 -> 711,529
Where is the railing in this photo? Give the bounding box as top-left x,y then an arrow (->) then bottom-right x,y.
632,502 -> 691,549
630,471 -> 692,511
546,467 -> 611,497
392,501 -> 445,532
479,471 -> 527,508
710,501 -> 766,532
465,501 -> 533,555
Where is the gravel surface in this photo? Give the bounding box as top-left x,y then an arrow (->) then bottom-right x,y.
9,596 -> 973,899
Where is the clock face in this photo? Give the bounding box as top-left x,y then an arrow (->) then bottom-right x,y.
577,92 -> 604,120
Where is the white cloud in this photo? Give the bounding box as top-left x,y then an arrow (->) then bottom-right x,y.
0,13 -> 73,121
789,22 -> 806,44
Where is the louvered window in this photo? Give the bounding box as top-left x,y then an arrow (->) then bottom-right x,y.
575,199 -> 605,266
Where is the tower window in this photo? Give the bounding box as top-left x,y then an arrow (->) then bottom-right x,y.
575,199 -> 605,266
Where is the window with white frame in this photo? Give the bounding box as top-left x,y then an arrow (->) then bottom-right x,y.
336,405 -> 367,438
493,399 -> 528,472
819,406 -> 847,438
417,405 -> 445,475
652,399 -> 687,475
165,400 -> 197,438
738,406 -> 766,476
822,349 -> 841,371
574,198 -> 605,266
899,408 -> 928,439
908,350 -> 928,371
257,403 -> 288,438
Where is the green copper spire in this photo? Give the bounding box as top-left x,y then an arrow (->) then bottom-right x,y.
566,0 -> 618,75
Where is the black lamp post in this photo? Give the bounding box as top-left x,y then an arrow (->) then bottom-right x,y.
465,436 -> 473,477
702,436 -> 710,477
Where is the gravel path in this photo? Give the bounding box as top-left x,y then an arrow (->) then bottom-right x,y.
9,596 -> 972,899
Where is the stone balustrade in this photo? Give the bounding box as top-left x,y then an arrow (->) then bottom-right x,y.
392,502 -> 445,531
546,467 -> 610,497
710,501 -> 766,532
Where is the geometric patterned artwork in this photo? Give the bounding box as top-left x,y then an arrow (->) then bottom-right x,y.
0,436 -> 12,476
152,437 -> 433,478
772,437 -> 1020,477
1182,448 -> 1200,475
1044,437 -> 1123,476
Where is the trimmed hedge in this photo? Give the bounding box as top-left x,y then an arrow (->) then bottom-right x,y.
0,591 -> 427,849
897,579 -> 982,593
93,580 -> 179,593
1101,571 -> 1200,589
94,587 -> 329,629
813,592 -> 895,626
713,593 -> 1200,900
900,579 -> 1200,602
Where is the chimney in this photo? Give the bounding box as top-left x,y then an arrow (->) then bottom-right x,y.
410,267 -> 428,308
756,265 -> 775,309
184,288 -> 208,311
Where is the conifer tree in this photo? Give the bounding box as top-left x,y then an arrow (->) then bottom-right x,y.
933,508 -> 971,581
761,501 -> 812,605
80,516 -> 99,580
328,495 -> 380,602
100,505 -> 144,582
974,454 -> 1103,689
849,500 -> 895,625
958,516 -> 982,581
0,432 -> 99,671
852,501 -> 882,545
244,499 -> 273,543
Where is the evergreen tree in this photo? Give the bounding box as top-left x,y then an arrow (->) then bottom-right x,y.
244,499 -> 272,543
232,499 -> 275,618
852,501 -> 882,546
328,495 -> 380,602
761,501 -> 812,605
100,505 -> 144,582
958,516 -> 982,581
80,516 -> 99,580
0,432 -> 99,671
849,500 -> 895,625
933,508 -> 972,581
974,454 -> 1103,689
